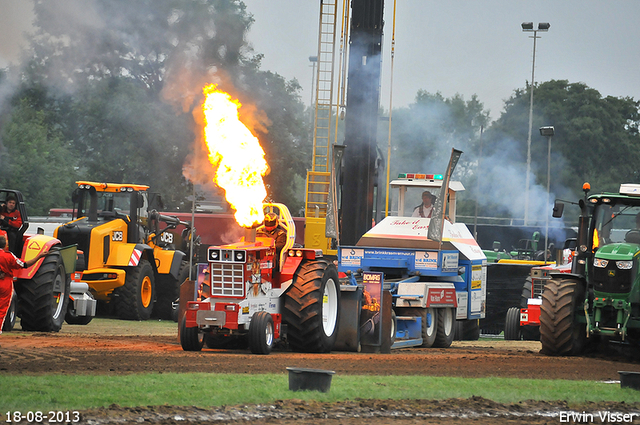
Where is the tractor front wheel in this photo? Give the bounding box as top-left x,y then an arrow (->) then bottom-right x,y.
16,251 -> 69,332
540,278 -> 586,356
504,306 -> 521,340
282,259 -> 340,353
114,260 -> 155,320
180,315 -> 203,351
248,311 -> 275,354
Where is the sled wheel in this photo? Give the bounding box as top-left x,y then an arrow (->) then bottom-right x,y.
115,260 -> 155,320
180,315 -> 203,351
282,259 -> 340,353
16,251 -> 69,332
390,310 -> 397,345
433,307 -> 455,348
249,311 -> 275,355
405,307 -> 438,347
504,306 -> 521,340
540,278 -> 586,356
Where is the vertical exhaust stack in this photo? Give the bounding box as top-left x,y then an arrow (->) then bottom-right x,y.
245,227 -> 256,243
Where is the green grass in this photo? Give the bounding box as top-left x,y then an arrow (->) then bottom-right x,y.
1,374 -> 638,412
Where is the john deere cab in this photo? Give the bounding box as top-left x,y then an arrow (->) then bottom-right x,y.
54,181 -> 194,321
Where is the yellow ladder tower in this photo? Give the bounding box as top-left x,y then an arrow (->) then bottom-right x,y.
305,0 -> 341,254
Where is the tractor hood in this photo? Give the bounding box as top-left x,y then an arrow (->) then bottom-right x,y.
595,242 -> 640,261
356,216 -> 485,262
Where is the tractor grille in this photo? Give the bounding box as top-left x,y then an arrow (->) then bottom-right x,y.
593,263 -> 633,294
210,263 -> 245,297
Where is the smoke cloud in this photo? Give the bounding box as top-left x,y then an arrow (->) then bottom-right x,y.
388,96 -> 571,244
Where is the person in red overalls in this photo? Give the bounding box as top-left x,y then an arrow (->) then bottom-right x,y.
1,195 -> 23,253
0,235 -> 48,333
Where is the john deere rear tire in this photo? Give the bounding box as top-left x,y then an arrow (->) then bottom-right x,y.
180,315 -> 203,351
114,260 -> 155,320
154,260 -> 189,321
248,311 -> 275,354
433,307 -> 455,348
16,251 -> 69,332
540,278 -> 586,356
282,259 -> 340,353
504,306 -> 521,340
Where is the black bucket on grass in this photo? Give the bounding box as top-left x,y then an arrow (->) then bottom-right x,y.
286,367 -> 335,392
619,371 -> 640,390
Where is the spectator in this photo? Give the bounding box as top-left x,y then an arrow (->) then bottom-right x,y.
0,195 -> 23,253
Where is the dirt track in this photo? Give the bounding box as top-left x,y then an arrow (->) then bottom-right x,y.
2,319 -> 640,423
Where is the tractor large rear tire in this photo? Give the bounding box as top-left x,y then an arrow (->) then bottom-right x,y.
282,259 -> 340,353
539,278 -> 586,356
16,251 -> 70,332
154,260 -> 189,321
114,260 -> 155,320
504,306 -> 521,340
433,307 -> 455,348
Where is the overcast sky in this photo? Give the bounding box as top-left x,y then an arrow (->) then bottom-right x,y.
1,1 -> 639,121
243,0 -> 640,120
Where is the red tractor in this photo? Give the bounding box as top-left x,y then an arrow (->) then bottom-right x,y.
180,203 -> 341,354
0,189 -> 81,332
504,238 -> 576,340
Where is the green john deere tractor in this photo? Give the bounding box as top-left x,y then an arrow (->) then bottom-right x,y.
541,183 -> 640,355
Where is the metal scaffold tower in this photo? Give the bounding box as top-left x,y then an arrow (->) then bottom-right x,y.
304,0 -> 343,253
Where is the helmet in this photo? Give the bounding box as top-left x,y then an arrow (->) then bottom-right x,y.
264,212 -> 278,229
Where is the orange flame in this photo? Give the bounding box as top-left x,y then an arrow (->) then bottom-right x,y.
202,84 -> 268,227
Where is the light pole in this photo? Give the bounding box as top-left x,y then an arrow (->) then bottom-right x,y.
308,56 -> 318,107
540,125 -> 555,264
522,22 -> 550,226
